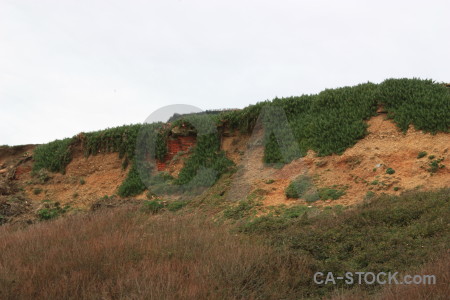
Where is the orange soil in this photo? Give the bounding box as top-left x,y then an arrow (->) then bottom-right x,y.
225,115 -> 449,207
20,148 -> 128,209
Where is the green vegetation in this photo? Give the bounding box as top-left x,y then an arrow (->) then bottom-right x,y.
318,186 -> 346,200
37,201 -> 70,220
428,155 -> 436,160
221,78 -> 449,165
175,133 -> 233,187
285,175 -> 313,199
386,167 -> 396,174
285,177 -> 346,201
141,199 -> 164,214
427,158 -> 445,173
1,187 -> 448,299
32,138 -> 75,173
237,188 -> 450,296
118,163 -> 146,197
365,190 -> 376,199
82,124 -> 145,160
377,78 -> 450,133
33,188 -> 42,195
304,192 -> 320,203
223,199 -> 260,220
167,200 -> 189,212
417,151 -> 427,158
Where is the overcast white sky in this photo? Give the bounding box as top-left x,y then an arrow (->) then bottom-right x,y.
1,0 -> 449,145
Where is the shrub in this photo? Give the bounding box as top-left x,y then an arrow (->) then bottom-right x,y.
175,130 -> 234,188
33,138 -> 75,174
417,151 -> 427,159
427,158 -> 445,173
428,155 -> 436,160
318,187 -> 346,200
386,168 -> 396,174
36,201 -> 69,220
377,78 -> 450,133
33,188 -> 42,195
222,78 -> 448,165
118,163 -> 146,197
283,205 -> 309,218
285,175 -> 313,199
79,178 -> 86,185
304,192 -> 320,203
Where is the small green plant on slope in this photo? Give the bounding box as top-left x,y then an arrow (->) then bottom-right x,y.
386,168 -> 395,175
318,186 -> 347,200
285,175 -> 313,199
427,158 -> 445,173
417,151 -> 427,159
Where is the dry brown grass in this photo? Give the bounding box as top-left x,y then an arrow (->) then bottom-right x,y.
0,207 -> 312,300
328,253 -> 450,300
377,253 -> 450,300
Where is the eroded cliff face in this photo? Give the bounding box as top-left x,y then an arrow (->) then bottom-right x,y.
1,114 -> 449,224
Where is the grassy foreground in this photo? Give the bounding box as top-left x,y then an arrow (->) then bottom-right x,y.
0,188 -> 448,299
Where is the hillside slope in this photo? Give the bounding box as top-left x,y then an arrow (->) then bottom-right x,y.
0,78 -> 449,224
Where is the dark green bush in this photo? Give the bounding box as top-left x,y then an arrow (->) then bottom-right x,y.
417,151 -> 427,158
386,168 -> 396,175
221,79 -> 448,165
427,158 -> 445,173
118,163 -> 146,197
175,128 -> 234,188
377,78 -> 450,133
33,138 -> 75,173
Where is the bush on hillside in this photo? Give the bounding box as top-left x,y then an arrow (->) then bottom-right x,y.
32,138 -> 75,174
